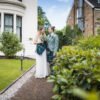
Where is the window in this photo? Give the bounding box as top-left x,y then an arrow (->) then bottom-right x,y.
77,18 -> 84,31
77,8 -> 83,18
4,14 -> 13,32
98,0 -> 100,3
16,16 -> 22,42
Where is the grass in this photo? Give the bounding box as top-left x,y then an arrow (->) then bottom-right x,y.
0,59 -> 35,92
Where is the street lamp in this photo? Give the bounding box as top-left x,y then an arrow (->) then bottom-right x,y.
20,48 -> 25,71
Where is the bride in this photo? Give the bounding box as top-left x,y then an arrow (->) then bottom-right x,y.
34,27 -> 50,78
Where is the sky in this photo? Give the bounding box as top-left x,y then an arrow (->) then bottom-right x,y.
38,0 -> 74,30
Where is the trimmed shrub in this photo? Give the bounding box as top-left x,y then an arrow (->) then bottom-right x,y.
0,32 -> 22,58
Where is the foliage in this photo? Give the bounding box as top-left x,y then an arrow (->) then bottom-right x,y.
63,25 -> 73,45
56,25 -> 82,49
63,25 -> 82,45
38,6 -> 45,27
73,25 -> 82,36
0,32 -> 22,58
72,88 -> 100,100
55,30 -> 64,49
38,6 -> 50,28
48,46 -> 100,100
97,28 -> 100,35
78,35 -> 100,50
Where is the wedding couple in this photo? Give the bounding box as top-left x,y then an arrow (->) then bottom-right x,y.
34,26 -> 59,78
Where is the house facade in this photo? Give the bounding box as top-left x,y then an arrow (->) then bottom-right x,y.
0,0 -> 37,58
67,0 -> 100,36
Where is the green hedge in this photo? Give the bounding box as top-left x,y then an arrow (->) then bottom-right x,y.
48,44 -> 100,99
77,35 -> 100,50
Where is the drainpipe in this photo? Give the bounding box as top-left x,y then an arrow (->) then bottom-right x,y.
92,8 -> 95,35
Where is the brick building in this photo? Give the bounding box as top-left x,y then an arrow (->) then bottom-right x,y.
67,0 -> 100,36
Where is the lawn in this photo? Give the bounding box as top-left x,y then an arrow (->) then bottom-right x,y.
0,59 -> 35,92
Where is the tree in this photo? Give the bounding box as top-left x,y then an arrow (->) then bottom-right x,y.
56,25 -> 83,49
38,6 -> 45,27
38,6 -> 51,28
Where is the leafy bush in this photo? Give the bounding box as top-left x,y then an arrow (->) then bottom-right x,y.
72,88 -> 100,100
48,46 -> 100,100
97,28 -> 100,35
38,6 -> 50,28
0,32 -> 22,58
63,25 -> 82,45
78,35 -> 100,50
56,30 -> 64,49
57,25 -> 82,48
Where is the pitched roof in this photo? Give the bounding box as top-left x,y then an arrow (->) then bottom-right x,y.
87,0 -> 100,8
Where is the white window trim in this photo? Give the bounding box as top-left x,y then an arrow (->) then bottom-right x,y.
1,12 -> 4,33
85,0 -> 94,8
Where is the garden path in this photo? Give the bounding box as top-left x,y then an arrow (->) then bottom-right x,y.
0,66 -> 53,100
10,77 -> 53,100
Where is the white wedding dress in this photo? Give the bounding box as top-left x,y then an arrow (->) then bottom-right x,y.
35,34 -> 50,78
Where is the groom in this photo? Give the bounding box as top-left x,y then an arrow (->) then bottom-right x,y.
47,26 -> 59,65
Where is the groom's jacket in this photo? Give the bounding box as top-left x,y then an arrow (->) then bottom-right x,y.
47,33 -> 59,54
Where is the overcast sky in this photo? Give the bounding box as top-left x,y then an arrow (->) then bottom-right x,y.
38,0 -> 74,30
